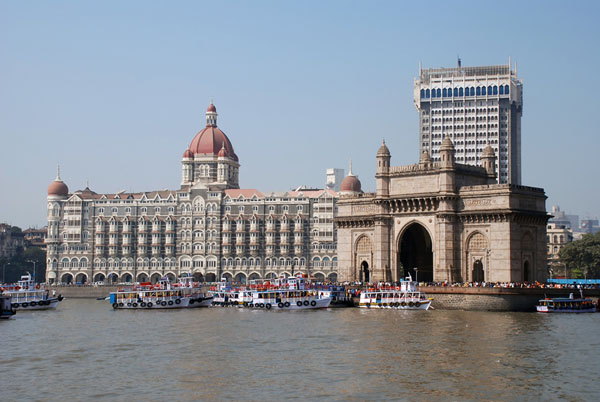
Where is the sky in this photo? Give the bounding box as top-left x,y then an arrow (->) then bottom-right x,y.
1,0 -> 599,228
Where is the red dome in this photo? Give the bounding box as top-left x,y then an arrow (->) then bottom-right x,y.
217,145 -> 228,158
207,103 -> 217,112
189,126 -> 236,157
183,149 -> 194,158
340,174 -> 361,193
48,179 -> 69,197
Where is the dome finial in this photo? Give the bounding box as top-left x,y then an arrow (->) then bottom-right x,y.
348,159 -> 354,176
56,163 -> 62,181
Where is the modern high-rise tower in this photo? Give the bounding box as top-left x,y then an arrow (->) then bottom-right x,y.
414,60 -> 523,184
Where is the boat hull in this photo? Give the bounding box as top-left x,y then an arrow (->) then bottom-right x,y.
536,305 -> 596,313
111,297 -> 190,309
248,298 -> 331,310
187,296 -> 213,308
12,298 -> 61,311
359,300 -> 432,310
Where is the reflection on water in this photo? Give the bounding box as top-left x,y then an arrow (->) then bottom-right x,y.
2,300 -> 599,401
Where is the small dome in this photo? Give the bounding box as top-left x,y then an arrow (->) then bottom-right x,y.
48,179 -> 68,197
183,149 -> 194,158
420,149 -> 431,163
217,143 -> 228,158
482,144 -> 495,157
207,102 -> 217,113
440,136 -> 454,150
377,140 -> 390,156
340,174 -> 362,193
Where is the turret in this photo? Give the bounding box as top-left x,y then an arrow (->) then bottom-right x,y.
375,140 -> 391,196
481,143 -> 497,181
439,137 -> 456,193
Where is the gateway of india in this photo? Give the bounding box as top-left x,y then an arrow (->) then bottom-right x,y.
335,138 -> 548,284
45,103 -> 338,284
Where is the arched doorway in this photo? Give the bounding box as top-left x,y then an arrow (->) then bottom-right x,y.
205,273 -> 216,282
61,273 -> 73,284
121,273 -> 132,283
108,273 -> 119,284
234,273 -> 246,284
150,273 -> 162,284
399,223 -> 433,282
193,272 -> 204,282
472,260 -> 484,282
328,273 -> 338,283
360,261 -> 370,283
524,261 -> 530,283
75,273 -> 87,284
249,273 -> 260,282
93,273 -> 105,283
313,273 -> 325,283
136,273 -> 149,283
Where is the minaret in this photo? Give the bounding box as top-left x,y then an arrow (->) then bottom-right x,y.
439,136 -> 456,193
375,140 -> 391,196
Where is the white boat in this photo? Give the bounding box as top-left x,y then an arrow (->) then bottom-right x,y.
177,274 -> 213,307
109,278 -> 190,309
249,288 -> 332,310
1,295 -> 16,319
359,278 -> 432,310
2,274 -> 63,311
536,292 -> 597,313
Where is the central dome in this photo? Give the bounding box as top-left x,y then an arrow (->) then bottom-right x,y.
187,102 -> 239,161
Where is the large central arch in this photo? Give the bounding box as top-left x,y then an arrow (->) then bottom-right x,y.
398,223 -> 433,282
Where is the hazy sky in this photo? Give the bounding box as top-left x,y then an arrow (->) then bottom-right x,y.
1,0 -> 599,228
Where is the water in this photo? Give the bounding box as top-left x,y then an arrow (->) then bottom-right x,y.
2,300 -> 599,401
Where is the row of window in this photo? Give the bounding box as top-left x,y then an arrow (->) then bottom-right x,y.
421,85 -> 510,99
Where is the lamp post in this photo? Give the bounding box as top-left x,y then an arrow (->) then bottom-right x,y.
26,260 -> 37,283
2,262 -> 10,283
414,267 -> 419,283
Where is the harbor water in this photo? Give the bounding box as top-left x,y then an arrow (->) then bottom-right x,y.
2,299 -> 599,401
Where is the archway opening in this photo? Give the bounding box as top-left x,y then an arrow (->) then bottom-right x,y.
313,273 -> 325,283
61,273 -> 73,285
328,273 -> 338,283
150,273 -> 162,284
121,273 -> 132,283
361,261 -> 370,283
524,261 -> 530,283
472,260 -> 484,282
193,272 -> 204,282
205,273 -> 216,283
234,273 -> 246,284
137,273 -> 149,283
399,223 -> 433,282
93,273 -> 105,283
75,273 -> 87,285
249,273 -> 261,282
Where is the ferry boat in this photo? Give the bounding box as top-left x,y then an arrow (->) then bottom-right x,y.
177,274 -> 214,307
1,295 -> 16,319
110,278 -> 190,309
536,292 -> 597,313
249,288 -> 331,310
1,274 -> 63,311
315,285 -> 354,307
208,279 -> 238,306
359,278 -> 432,310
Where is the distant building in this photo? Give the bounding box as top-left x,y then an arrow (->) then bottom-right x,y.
546,223 -> 573,278
580,219 -> 599,234
46,103 -> 339,285
326,168 -> 345,192
414,61 -> 523,184
0,224 -> 24,258
23,227 -> 47,250
548,205 -> 578,229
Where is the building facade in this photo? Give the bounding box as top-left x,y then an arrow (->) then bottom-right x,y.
336,138 -> 548,284
45,103 -> 338,284
414,62 -> 523,184
546,222 -> 573,278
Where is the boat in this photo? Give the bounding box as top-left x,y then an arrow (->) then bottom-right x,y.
208,278 -> 238,306
314,285 -> 354,307
249,288 -> 331,310
536,292 -> 597,313
1,295 -> 16,319
359,277 -> 432,310
177,274 -> 213,307
1,273 -> 63,311
109,278 -> 190,309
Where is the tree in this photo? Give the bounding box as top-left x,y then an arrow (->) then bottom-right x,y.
559,232 -> 600,279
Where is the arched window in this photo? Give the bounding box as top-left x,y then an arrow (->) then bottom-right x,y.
482,86 -> 486,95
487,86 -> 492,95
499,85 -> 504,95
420,89 -> 425,99
436,88 -> 441,97
476,87 -> 481,96
470,87 -> 475,96
504,85 -> 509,94
426,89 -> 430,98
459,87 -> 463,96
453,88 -> 458,97
442,88 -> 447,97
493,85 -> 498,95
